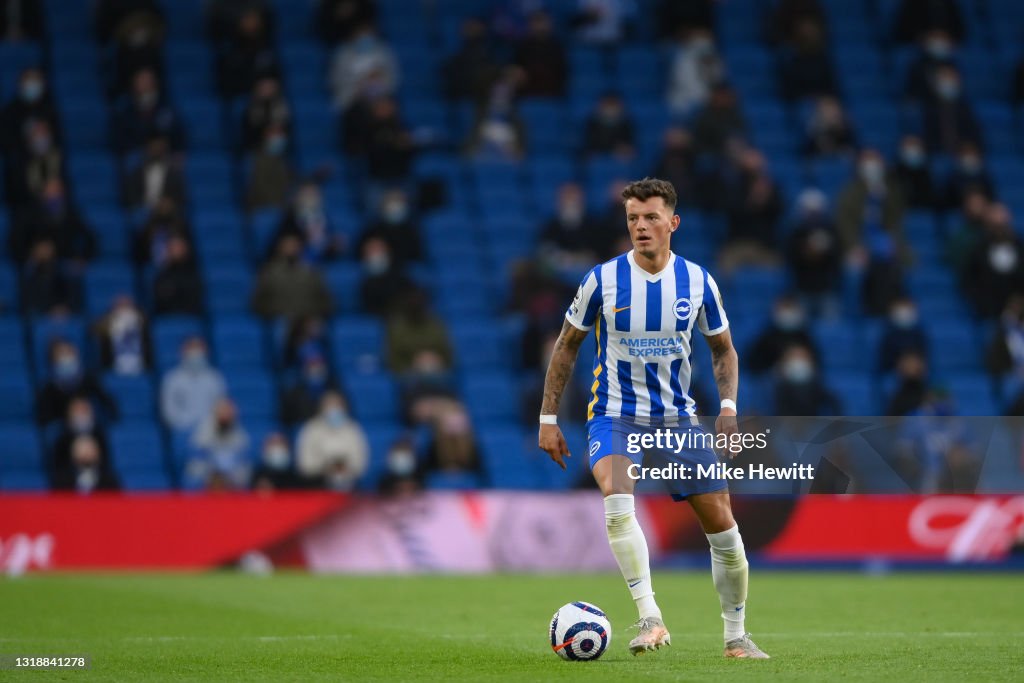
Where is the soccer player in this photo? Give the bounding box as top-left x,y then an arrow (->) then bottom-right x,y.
538,178 -> 769,659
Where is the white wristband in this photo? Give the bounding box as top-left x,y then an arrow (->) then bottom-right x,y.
539,414 -> 558,425
720,399 -> 737,413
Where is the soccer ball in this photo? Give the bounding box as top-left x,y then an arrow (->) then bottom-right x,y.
549,601 -> 611,661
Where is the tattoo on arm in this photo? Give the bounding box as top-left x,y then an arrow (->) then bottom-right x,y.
540,320 -> 588,415
706,330 -> 739,404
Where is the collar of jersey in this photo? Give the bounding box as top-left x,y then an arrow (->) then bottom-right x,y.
627,250 -> 675,282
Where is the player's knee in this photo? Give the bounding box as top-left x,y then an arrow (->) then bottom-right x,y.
603,493 -> 635,534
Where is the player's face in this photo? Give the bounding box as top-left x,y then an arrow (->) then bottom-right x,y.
624,197 -> 680,259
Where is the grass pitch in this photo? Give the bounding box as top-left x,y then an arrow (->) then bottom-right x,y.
0,572 -> 1021,681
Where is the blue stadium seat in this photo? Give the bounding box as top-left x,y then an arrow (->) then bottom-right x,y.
343,373 -> 398,421
332,316 -> 385,374
0,426 -> 44,473
462,371 -> 519,422
0,371 -> 35,423
104,374 -> 156,420
212,316 -> 268,369
84,263 -> 136,316
205,266 -> 253,315
224,370 -> 276,419
152,316 -> 205,370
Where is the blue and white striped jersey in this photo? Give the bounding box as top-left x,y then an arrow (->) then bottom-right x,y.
565,250 -> 729,421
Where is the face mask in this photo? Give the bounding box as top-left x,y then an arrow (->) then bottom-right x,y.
136,91 -> 158,109
263,446 -> 289,470
54,356 -> 81,380
325,407 -> 347,427
354,34 -> 376,52
304,366 -> 328,387
265,135 -> 287,155
959,156 -> 982,174
30,135 -> 52,155
989,243 -> 1019,273
689,37 -> 713,52
184,350 -> 207,370
382,202 -> 408,224
890,306 -> 918,329
925,39 -> 952,59
21,80 -> 43,102
860,160 -> 884,186
901,147 -> 925,168
774,308 -> 805,331
935,79 -> 960,100
388,449 -> 416,476
364,253 -> 390,275
70,415 -> 94,433
558,202 -> 584,225
76,467 -> 99,492
598,107 -> 622,124
782,358 -> 814,383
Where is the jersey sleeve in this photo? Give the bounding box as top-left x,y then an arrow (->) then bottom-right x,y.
565,267 -> 602,331
697,270 -> 729,336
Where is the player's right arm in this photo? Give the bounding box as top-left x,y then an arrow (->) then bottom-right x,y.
538,319 -> 589,470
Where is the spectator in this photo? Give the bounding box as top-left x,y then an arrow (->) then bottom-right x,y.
251,432 -> 303,491
387,288 -> 454,376
593,178 -> 638,259
121,135 -> 187,210
836,149 -> 907,261
691,83 -> 747,158
316,0 -> 377,45
6,119 -> 64,208
893,0 -> 964,45
50,398 -> 111,476
296,391 -> 369,489
35,339 -> 117,426
216,7 -> 280,98
270,181 -> 343,263
93,295 -> 152,375
904,29 -> 957,102
357,189 -> 424,267
777,17 -> 837,101
746,295 -> 820,375
893,134 -> 935,209
877,296 -> 929,374
160,336 -> 226,433
946,189 -> 990,279
280,353 -> 338,427
942,142 -> 994,211
0,68 -> 60,162
922,64 -> 981,155
353,96 -> 416,182
801,96 -> 857,157
251,235 -> 334,320
899,388 -> 976,493
51,435 -> 121,493
0,0 -> 44,40
358,236 -> 414,317
107,6 -> 164,98
985,294 -> 1024,384
442,17 -> 500,102
769,0 -> 826,46
242,76 -> 290,152
652,127 -> 697,207
152,235 -> 204,315
133,197 -> 192,266
186,397 -> 252,490
283,316 -> 330,372
513,11 -> 567,98
666,28 -> 725,117
963,203 -> 1024,318
377,437 -> 424,496
574,0 -> 630,46
772,344 -> 841,415
206,0 -> 273,43
464,67 -> 527,161
245,124 -> 295,211
20,240 -> 78,315
583,92 -> 635,158
422,407 -> 481,476
10,178 -> 96,263
95,0 -> 164,45
329,24 -> 398,111
886,351 -> 930,416
785,189 -> 842,316
718,146 -> 784,274
111,69 -> 184,156
538,182 -> 605,270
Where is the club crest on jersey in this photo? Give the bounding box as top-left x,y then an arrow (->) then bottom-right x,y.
672,297 -> 694,321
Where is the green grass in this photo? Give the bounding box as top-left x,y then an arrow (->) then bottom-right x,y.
0,572 -> 1021,681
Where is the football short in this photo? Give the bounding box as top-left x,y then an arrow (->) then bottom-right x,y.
586,415 -> 729,500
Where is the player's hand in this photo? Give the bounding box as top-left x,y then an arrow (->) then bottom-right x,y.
539,423 -> 571,470
715,408 -> 739,459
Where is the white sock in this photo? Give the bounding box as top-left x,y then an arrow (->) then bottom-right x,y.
706,525 -> 748,642
604,494 -> 661,620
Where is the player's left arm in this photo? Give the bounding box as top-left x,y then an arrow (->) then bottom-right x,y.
706,328 -> 740,453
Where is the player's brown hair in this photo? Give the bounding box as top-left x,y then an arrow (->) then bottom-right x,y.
620,177 -> 678,210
